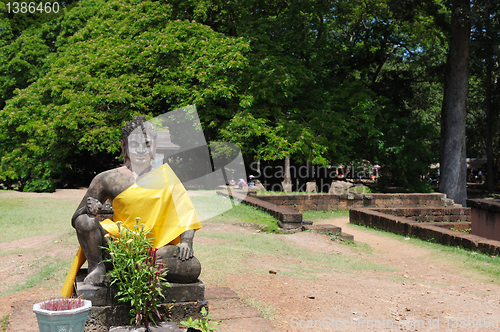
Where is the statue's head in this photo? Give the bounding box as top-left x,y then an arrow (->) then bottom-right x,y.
120,116 -> 157,167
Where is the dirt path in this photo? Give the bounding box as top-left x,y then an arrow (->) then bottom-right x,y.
256,218 -> 500,331
204,218 -> 500,331
1,190 -> 500,331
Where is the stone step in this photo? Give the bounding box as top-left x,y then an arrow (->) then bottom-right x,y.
338,232 -> 354,241
205,287 -> 281,332
301,224 -> 355,242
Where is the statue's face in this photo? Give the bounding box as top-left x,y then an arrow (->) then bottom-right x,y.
127,129 -> 156,167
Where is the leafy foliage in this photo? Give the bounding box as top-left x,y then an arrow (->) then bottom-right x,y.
180,307 -> 221,332
0,0 -> 250,191
104,218 -> 169,327
173,0 -> 447,187
466,0 -> 500,191
39,297 -> 86,311
0,0 -> 461,192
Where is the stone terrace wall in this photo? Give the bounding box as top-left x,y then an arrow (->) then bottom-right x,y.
218,191 -> 302,229
373,207 -> 470,222
256,193 -> 450,211
468,199 -> 500,242
349,207 -> 500,256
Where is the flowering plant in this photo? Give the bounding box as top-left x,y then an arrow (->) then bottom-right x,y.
103,218 -> 169,327
39,298 -> 86,311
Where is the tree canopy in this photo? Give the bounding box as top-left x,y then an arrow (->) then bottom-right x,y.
0,0 -> 249,190
0,0 -> 495,195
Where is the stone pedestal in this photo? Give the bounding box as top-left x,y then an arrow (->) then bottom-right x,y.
75,270 -> 207,330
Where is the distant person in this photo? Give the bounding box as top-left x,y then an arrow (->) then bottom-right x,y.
238,178 -> 247,188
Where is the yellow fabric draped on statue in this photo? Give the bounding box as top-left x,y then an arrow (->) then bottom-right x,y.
61,163 -> 202,298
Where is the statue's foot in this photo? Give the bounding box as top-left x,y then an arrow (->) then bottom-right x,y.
83,264 -> 106,285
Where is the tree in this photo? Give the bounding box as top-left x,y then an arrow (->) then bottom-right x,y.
439,0 -> 471,206
0,0 -> 453,192
174,0 -> 448,190
0,0 -> 250,191
467,0 -> 500,192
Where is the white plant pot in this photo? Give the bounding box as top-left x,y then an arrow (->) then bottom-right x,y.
33,299 -> 92,332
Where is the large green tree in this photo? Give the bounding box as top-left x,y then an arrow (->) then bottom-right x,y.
172,0 -> 448,190
0,0 -> 453,192
0,0 -> 249,191
467,0 -> 500,192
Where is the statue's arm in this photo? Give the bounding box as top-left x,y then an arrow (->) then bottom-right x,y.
177,229 -> 195,261
71,173 -> 110,227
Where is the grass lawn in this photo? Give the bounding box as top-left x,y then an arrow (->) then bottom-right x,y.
0,194 -> 79,297
2,190 -> 500,312
0,194 -> 78,243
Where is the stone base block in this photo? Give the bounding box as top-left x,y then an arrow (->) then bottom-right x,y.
76,269 -> 207,330
162,280 -> 205,303
109,322 -> 182,331
76,269 -> 205,306
85,300 -> 207,330
301,224 -> 355,242
339,232 -> 354,241
302,224 -> 342,234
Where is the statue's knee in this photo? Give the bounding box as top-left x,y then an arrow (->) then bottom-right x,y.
163,256 -> 201,284
156,244 -> 177,260
156,245 -> 201,283
74,214 -> 98,233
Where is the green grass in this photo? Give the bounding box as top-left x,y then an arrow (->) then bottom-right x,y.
0,248 -> 76,297
0,233 -> 78,296
195,231 -> 395,285
1,314 -> 8,332
349,223 -> 500,284
0,196 -> 78,243
0,194 -> 79,296
190,193 -> 280,232
241,296 -> 276,320
3,189 -> 500,311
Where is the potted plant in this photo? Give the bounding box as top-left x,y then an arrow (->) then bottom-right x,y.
33,297 -> 92,332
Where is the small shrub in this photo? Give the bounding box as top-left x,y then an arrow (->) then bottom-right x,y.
180,307 -> 221,332
103,218 -> 169,327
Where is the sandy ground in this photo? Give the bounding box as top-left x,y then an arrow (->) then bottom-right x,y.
1,189 -> 500,331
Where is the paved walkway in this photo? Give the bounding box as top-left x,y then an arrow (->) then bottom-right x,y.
206,287 -> 281,332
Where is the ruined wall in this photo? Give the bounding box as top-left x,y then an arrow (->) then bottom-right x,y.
468,199 -> 500,242
349,207 -> 500,256
256,193 -> 451,211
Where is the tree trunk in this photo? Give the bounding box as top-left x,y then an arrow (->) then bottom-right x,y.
485,49 -> 496,192
439,0 -> 470,206
484,4 -> 496,193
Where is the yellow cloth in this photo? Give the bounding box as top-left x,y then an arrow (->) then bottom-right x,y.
61,163 -> 202,298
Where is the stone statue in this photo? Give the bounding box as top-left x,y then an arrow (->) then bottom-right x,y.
70,116 -> 201,287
